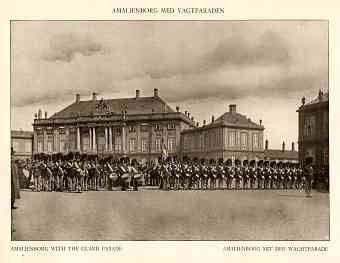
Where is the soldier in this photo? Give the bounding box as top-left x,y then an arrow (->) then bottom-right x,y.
249,160 -> 257,189
199,160 -> 209,190
242,160 -> 250,189
234,159 -> 242,189
216,159 -> 225,189
305,158 -> 314,197
257,160 -> 264,189
270,162 -> 278,189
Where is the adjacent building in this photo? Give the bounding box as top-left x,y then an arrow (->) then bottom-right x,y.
11,130 -> 33,160
32,89 -> 196,162
180,104 -> 265,163
297,90 -> 329,167
263,140 -> 299,163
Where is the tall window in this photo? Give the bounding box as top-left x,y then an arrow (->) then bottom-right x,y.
141,139 -> 148,152
168,137 -> 176,152
37,136 -> 43,153
128,126 -> 136,132
304,115 -> 315,137
155,138 -> 162,151
228,131 -> 236,147
129,138 -> 136,152
155,124 -> 161,131
47,135 -> 53,153
253,133 -> 259,149
241,132 -> 248,147
115,137 -> 121,152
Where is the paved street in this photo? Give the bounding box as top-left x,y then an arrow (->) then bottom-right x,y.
12,189 -> 329,241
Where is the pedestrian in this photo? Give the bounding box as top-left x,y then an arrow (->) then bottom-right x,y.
11,148 -> 20,209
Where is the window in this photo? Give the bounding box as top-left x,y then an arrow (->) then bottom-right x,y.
241,132 -> 248,147
115,137 -> 121,152
228,131 -> 236,147
140,124 -> 148,132
141,139 -> 148,152
47,135 -> 53,153
129,139 -> 136,152
167,123 -> 176,130
155,124 -> 161,131
155,138 -> 162,151
25,141 -> 32,153
168,137 -> 176,152
253,133 -> 259,149
59,134 -> 65,152
128,126 -> 136,132
304,115 -> 315,137
37,139 -> 43,152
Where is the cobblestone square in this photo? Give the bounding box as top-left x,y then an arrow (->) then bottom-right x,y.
12,189 -> 329,241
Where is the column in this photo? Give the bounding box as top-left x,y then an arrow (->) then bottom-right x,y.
93,127 -> 96,151
77,127 -> 81,152
33,130 -> 38,154
89,127 -> 92,150
104,127 -> 108,151
122,124 -> 126,155
109,127 -> 112,151
43,129 -> 47,153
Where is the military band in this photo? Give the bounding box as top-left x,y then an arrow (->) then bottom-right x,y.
20,155 -> 326,193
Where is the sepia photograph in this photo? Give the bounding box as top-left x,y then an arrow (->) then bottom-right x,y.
10,20 -> 329,241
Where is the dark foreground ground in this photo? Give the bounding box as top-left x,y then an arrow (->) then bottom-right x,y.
12,188 -> 329,241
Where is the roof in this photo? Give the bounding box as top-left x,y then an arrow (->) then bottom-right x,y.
51,96 -> 175,119
305,91 -> 329,106
214,112 -> 263,129
11,130 -> 33,139
264,149 -> 298,160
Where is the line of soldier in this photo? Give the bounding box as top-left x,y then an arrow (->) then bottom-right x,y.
25,156 -> 327,192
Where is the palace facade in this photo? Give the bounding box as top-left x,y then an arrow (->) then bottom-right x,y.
297,90 -> 329,167
32,89 -> 196,162
180,104 -> 265,163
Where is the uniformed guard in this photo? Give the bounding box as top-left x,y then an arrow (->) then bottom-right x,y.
234,159 -> 242,189
257,160 -> 264,189
263,161 -> 270,189
217,159 -> 225,189
270,161 -> 278,189
242,160 -> 250,189
249,160 -> 257,189
305,157 -> 314,197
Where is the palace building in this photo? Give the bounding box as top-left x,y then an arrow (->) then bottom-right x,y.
32,89 -> 196,162
180,104 -> 265,163
297,90 -> 329,167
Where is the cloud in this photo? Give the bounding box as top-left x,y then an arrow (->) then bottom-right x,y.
43,33 -> 103,62
144,30 -> 291,79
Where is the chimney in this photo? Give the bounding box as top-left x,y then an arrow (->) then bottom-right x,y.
260,119 -> 262,126
184,110 -> 188,116
196,122 -> 199,127
45,111 -> 48,119
212,115 -> 215,122
191,117 -> 194,121
292,142 -> 295,151
136,89 -> 140,98
176,106 -> 179,112
154,88 -> 159,97
229,104 -> 236,114
282,141 -> 285,152
34,113 -> 37,119
92,92 -> 97,101
203,120 -> 206,126
265,139 -> 268,150
301,97 -> 306,105
38,109 -> 42,119
75,94 -> 80,103
318,89 -> 323,100
187,112 -> 190,118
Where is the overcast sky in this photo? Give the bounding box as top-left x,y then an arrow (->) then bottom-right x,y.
11,21 -> 328,149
